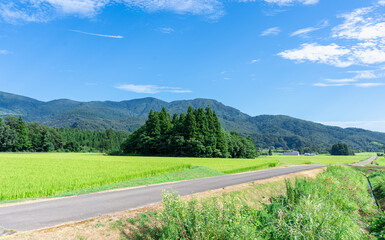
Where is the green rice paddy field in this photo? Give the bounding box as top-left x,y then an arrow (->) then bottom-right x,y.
0,153 -> 374,202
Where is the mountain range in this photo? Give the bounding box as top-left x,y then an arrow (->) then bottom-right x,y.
1,91 -> 384,152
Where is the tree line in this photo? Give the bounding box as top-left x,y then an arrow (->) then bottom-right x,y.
121,106 -> 259,158
0,116 -> 129,152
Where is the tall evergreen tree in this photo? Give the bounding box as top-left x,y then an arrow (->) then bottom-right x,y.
185,106 -> 197,139
15,116 -> 31,151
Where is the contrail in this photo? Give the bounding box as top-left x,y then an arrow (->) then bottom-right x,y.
69,30 -> 123,39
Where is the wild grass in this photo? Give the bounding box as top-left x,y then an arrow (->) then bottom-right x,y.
125,166 -> 376,239
352,165 -> 385,238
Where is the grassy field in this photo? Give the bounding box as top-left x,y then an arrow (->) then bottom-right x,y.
263,153 -> 373,166
375,157 -> 385,165
0,153 -> 277,201
0,153 -> 374,202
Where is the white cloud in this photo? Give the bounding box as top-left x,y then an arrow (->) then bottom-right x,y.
278,43 -> 353,67
313,82 -> 350,87
325,78 -> 356,83
250,59 -> 260,64
0,0 -> 224,23
159,27 -> 174,34
319,120 -> 385,133
290,27 -> 319,37
69,29 -> 123,38
332,6 -> 385,41
116,84 -> 192,94
0,49 -> 9,54
349,70 -> 379,79
355,82 -> 385,87
280,3 -> 385,67
260,27 -> 281,36
262,0 -> 319,5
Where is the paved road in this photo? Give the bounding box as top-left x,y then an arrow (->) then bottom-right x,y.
0,164 -> 325,233
353,155 -> 377,165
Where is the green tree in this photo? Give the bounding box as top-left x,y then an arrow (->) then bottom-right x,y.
0,119 -> 17,152
15,116 -> 31,151
330,143 -> 353,156
185,106 -> 197,139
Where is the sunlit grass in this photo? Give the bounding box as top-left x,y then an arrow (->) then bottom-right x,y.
261,153 -> 373,166
0,153 -> 277,201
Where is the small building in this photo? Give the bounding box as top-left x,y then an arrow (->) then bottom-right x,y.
304,153 -> 317,156
283,151 -> 300,156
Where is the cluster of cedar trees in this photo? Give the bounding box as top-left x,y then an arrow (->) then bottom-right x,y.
121,106 -> 259,158
0,116 -> 128,152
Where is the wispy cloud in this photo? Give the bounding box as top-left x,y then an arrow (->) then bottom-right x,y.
314,80 -> 384,88
69,29 -> 123,39
278,43 -> 352,67
250,59 -> 260,64
349,70 -> 379,79
355,82 -> 385,87
260,27 -> 281,36
258,0 -> 319,6
116,84 -> 192,94
291,27 -> 320,37
319,120 -> 385,132
0,0 -> 224,23
0,0 -> 320,23
280,2 -> 385,67
313,82 -> 350,87
325,78 -> 357,83
159,27 -> 174,34
0,49 -> 9,54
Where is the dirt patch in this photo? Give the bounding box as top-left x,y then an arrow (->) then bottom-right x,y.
2,167 -> 325,240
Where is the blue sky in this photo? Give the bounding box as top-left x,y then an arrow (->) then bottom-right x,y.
1,0 -> 385,132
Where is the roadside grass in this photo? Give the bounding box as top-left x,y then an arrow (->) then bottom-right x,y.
121,166 -> 377,239
352,165 -> 385,238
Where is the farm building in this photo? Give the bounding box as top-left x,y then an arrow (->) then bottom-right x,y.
283,151 -> 300,156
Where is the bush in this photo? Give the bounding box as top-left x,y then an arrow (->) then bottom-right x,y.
331,143 -> 354,155
126,166 -> 376,239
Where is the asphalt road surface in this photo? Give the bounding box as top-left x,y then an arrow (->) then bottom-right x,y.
353,155 -> 377,165
0,164 -> 325,233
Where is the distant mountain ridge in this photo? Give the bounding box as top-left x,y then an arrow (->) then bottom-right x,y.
1,91 -> 384,151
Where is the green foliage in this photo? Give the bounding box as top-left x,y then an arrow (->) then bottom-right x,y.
0,116 -> 129,153
369,214 -> 385,239
132,166 -> 376,239
0,118 -> 17,151
331,143 -> 354,155
122,106 -> 259,158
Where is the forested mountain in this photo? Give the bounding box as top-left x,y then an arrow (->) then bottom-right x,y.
1,91 -> 385,151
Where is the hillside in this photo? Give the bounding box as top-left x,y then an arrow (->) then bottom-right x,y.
1,91 -> 384,151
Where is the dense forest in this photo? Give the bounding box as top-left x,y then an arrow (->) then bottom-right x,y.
0,116 -> 128,152
121,106 -> 259,158
1,91 -> 385,152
